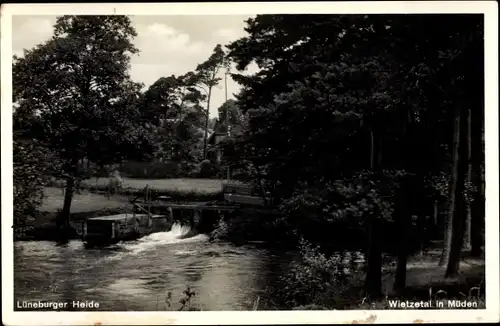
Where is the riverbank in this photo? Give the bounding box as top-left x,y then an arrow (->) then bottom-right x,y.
16,188 -> 128,240
283,245 -> 486,310
353,247 -> 486,309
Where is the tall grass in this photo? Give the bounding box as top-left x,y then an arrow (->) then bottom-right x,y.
159,286 -> 200,311
45,178 -> 224,202
159,286 -> 262,311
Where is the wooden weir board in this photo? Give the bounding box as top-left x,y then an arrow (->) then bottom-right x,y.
135,203 -> 239,211
88,213 -> 165,221
223,184 -> 254,196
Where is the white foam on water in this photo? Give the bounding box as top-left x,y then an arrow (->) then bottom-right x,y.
118,223 -> 209,255
107,278 -> 151,297
173,249 -> 198,256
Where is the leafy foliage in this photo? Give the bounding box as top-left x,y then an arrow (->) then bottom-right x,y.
224,13 -> 484,299
13,15 -> 150,170
276,238 -> 358,308
140,72 -> 207,171
216,99 -> 247,134
198,159 -> 218,178
13,138 -> 49,232
226,13 -> 483,224
12,16 -> 153,230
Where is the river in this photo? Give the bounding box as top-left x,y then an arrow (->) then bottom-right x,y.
14,223 -> 298,311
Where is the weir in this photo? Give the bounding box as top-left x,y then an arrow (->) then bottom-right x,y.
142,203 -> 239,235
132,182 -> 273,232
83,182 -> 275,247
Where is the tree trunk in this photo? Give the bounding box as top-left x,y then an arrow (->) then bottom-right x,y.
203,86 -> 213,160
56,175 -> 75,242
377,137 -> 383,167
439,106 -> 461,267
463,108 -> 472,250
470,107 -> 484,257
433,200 -> 438,228
394,181 -> 412,295
369,128 -> 374,169
363,216 -> 382,299
470,191 -> 483,257
445,106 -> 469,278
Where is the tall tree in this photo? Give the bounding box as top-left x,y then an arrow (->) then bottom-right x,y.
141,72 -> 204,125
141,73 -> 205,166
470,39 -> 485,258
13,15 -> 150,239
435,17 -> 485,266
470,100 -> 485,257
439,107 -> 461,267
445,105 -> 469,277
463,108 -> 473,250
194,44 -> 229,159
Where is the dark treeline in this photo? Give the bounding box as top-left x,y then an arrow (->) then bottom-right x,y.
13,14 -> 485,307
219,14 -> 485,299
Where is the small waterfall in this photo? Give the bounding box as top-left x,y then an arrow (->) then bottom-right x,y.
169,223 -> 194,238
115,222 -> 208,256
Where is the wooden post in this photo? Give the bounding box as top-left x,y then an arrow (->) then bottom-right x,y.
82,221 -> 87,239
148,188 -> 151,217
194,210 -> 201,225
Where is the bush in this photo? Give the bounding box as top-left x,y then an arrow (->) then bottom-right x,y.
198,160 -> 218,178
13,138 -> 53,235
275,238 -> 359,309
209,209 -> 289,244
210,217 -> 229,241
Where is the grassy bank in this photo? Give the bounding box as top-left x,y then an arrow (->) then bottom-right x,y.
17,188 -> 132,241
41,187 -> 130,212
48,177 -> 225,194
84,177 -> 225,193
47,177 -> 225,201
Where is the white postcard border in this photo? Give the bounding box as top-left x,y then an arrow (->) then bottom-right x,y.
2,2 -> 498,324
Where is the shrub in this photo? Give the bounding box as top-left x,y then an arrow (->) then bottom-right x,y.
210,217 -> 229,241
198,160 -> 218,178
275,238 -> 357,309
13,138 -> 54,235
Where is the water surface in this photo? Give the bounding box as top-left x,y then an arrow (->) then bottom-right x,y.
14,224 -> 295,311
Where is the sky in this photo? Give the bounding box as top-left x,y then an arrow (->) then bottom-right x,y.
11,15 -> 259,118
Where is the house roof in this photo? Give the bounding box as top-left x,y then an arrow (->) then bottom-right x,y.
208,131 -> 227,145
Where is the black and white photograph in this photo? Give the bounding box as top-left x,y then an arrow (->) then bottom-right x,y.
2,2 -> 498,325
